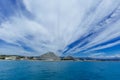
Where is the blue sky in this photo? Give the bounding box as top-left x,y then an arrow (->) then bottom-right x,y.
0,0 -> 120,57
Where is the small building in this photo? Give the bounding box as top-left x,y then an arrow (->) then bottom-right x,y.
5,56 -> 17,60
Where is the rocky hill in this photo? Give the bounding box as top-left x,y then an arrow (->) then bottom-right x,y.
39,52 -> 61,61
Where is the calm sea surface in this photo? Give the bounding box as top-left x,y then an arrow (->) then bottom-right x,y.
0,61 -> 120,80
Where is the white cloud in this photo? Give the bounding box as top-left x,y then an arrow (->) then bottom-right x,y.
64,3 -> 120,54
0,0 -> 120,56
89,52 -> 120,58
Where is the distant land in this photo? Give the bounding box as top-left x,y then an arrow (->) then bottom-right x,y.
0,52 -> 120,61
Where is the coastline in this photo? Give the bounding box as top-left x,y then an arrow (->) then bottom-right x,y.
1,59 -> 120,62
1,53 -> 120,62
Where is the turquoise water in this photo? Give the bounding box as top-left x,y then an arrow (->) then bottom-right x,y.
0,61 -> 120,80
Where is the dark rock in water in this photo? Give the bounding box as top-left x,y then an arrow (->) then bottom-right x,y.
39,52 -> 61,61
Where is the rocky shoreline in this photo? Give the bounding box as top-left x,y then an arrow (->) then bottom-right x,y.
0,52 -> 120,61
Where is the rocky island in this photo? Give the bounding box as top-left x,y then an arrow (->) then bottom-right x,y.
0,52 -> 120,61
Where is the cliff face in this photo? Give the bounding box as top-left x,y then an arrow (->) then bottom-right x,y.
39,52 -> 60,61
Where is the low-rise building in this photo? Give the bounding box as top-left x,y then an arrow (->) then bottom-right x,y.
5,56 -> 17,60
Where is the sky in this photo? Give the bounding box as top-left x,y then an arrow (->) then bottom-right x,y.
0,0 -> 120,57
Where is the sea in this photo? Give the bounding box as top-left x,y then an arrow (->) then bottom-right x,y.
0,61 -> 120,80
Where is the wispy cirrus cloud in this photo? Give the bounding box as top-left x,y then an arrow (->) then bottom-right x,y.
0,0 -> 120,57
